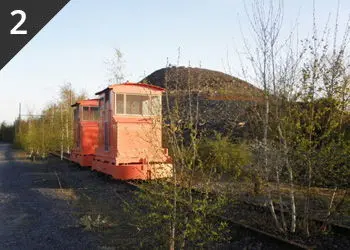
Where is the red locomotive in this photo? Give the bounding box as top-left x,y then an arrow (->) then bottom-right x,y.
70,99 -> 99,167
70,82 -> 173,180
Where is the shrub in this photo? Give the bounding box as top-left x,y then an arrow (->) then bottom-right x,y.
198,133 -> 251,177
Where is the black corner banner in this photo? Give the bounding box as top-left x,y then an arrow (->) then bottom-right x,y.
0,0 -> 70,71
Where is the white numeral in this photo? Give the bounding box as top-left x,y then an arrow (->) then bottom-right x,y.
10,10 -> 27,35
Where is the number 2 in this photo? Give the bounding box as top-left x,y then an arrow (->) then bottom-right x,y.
10,10 -> 27,35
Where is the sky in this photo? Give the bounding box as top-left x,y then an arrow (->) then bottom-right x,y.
1,0 -> 349,123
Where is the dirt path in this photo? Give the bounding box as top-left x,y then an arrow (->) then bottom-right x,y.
0,144 -> 97,249
0,143 -> 133,250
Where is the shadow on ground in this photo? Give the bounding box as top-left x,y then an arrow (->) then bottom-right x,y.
0,143 -> 138,250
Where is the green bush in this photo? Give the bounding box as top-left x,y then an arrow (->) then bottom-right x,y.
198,134 -> 251,177
0,122 -> 14,143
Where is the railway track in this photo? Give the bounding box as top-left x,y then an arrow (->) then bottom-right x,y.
185,183 -> 350,233
219,216 -> 315,249
122,181 -> 316,249
48,152 -> 349,249
240,199 -> 350,235
183,185 -> 350,248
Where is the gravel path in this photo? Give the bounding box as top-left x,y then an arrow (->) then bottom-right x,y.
0,143 -> 104,250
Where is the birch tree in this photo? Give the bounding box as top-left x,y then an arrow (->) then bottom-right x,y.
242,0 -> 350,236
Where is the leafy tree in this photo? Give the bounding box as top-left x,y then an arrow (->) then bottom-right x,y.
14,84 -> 87,159
0,122 -> 14,143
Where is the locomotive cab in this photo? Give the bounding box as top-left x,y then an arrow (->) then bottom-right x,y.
91,82 -> 172,180
70,99 -> 99,167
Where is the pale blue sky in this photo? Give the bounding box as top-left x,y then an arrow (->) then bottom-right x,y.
1,0 -> 349,123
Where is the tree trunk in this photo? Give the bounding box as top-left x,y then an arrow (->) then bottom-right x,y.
60,104 -> 63,160
304,160 -> 312,237
278,125 -> 296,233
276,166 -> 287,231
170,163 -> 177,250
263,96 -> 282,232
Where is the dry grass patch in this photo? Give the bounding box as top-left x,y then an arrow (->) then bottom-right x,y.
34,188 -> 78,201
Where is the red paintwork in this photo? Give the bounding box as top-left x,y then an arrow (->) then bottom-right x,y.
70,99 -> 99,167
91,82 -> 173,180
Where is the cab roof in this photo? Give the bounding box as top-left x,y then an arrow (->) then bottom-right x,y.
95,82 -> 164,95
71,99 -> 99,107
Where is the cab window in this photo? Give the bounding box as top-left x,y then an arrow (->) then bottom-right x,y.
82,106 -> 100,121
115,93 -> 161,116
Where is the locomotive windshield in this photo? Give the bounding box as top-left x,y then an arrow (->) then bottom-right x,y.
115,93 -> 161,116
82,106 -> 100,121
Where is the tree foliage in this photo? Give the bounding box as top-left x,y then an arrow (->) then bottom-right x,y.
0,122 -> 14,143
14,83 -> 87,158
241,0 -> 350,236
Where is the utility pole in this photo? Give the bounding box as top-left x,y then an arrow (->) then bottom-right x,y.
19,103 -> 21,120
18,102 -> 22,135
60,103 -> 63,160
